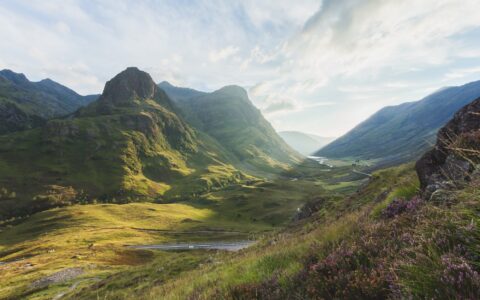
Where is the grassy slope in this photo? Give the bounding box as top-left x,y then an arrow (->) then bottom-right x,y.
168,85 -> 302,175
0,97 -> 253,220
56,163 -> 478,299
0,203 -> 238,299
127,164 -> 419,299
119,163 -> 479,300
0,71 -> 303,221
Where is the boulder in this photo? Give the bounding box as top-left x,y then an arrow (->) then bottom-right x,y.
416,97 -> 480,199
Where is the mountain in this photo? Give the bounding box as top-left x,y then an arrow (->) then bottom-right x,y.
0,68 -> 299,219
0,69 -> 99,134
279,131 -> 335,156
158,81 -> 206,101
316,80 -> 480,165
160,82 -> 302,174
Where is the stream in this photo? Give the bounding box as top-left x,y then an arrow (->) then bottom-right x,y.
307,155 -> 333,168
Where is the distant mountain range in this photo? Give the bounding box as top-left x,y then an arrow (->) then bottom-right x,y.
316,80 -> 480,165
0,68 -> 300,219
0,69 -> 98,134
278,131 -> 335,156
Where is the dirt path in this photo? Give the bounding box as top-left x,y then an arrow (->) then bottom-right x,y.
352,169 -> 372,177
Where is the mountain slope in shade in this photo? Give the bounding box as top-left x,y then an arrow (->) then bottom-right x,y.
0,69 -> 99,134
279,131 -> 336,156
161,82 -> 302,174
0,68 -> 247,219
316,80 -> 480,165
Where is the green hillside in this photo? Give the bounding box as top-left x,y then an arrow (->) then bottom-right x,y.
0,68 -> 236,218
0,70 -> 98,134
0,68 -> 301,220
161,82 -> 302,174
317,80 -> 480,165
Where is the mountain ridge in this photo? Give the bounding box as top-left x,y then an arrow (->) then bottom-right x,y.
316,79 -> 480,165
160,81 -> 302,174
0,67 -> 299,219
0,69 -> 99,134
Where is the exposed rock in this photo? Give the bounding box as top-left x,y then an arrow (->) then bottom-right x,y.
95,67 -> 173,110
416,97 -> 480,199
43,120 -> 80,139
29,267 -> 83,289
0,101 -> 45,134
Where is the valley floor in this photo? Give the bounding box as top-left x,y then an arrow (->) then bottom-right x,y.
0,158 -> 370,299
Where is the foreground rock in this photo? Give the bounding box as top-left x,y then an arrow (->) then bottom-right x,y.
416,97 -> 480,198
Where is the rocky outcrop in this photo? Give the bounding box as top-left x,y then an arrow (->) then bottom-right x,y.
416,97 -> 480,198
96,67 -> 173,110
0,101 -> 45,134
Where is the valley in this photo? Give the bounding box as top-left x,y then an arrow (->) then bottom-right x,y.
0,154 -> 368,299
0,65 -> 479,300
0,67 -> 370,298
2,3 -> 480,299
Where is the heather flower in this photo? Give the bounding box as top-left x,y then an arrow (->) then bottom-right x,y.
382,196 -> 423,219
440,253 -> 480,292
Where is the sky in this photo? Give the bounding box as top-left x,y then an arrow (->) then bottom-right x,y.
1,0 -> 480,137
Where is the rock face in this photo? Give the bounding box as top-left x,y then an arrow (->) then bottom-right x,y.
98,67 -> 172,109
0,101 -> 45,134
416,97 -> 480,198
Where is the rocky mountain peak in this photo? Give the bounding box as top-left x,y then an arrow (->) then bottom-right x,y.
101,67 -> 158,104
215,85 -> 248,99
158,81 -> 174,88
0,69 -> 29,85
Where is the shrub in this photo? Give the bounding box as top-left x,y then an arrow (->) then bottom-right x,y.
381,196 -> 423,219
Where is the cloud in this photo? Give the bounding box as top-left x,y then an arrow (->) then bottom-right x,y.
209,46 -> 239,63
279,0 -> 480,86
263,100 -> 297,115
444,66 -> 480,79
244,0 -> 480,135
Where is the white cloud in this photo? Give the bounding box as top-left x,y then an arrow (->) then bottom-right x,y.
209,46 -> 239,63
263,100 -> 297,115
444,66 -> 480,79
